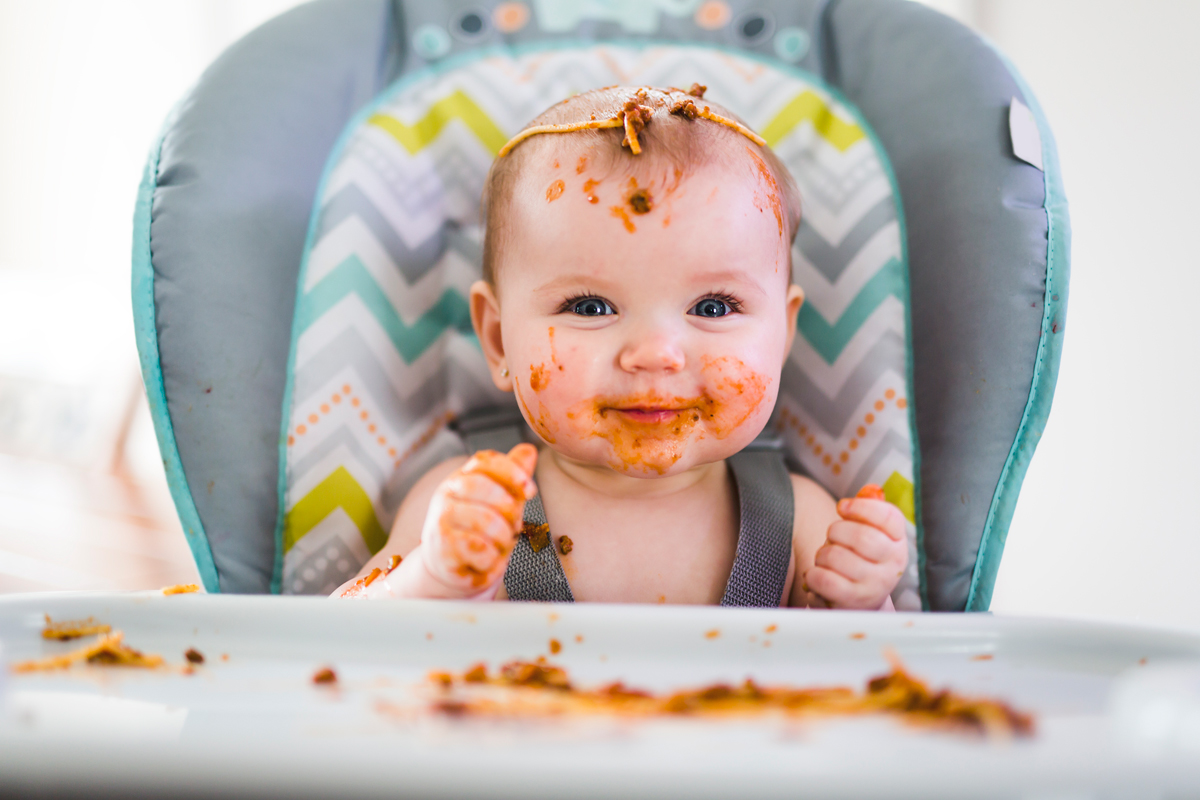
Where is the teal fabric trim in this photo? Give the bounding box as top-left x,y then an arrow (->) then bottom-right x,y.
132,115 -> 222,594
272,38 -> 918,597
965,54 -> 1071,611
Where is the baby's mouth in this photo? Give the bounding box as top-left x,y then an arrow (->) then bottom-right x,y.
606,406 -> 694,424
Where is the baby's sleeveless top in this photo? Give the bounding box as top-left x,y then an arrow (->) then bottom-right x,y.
461,419 -> 795,607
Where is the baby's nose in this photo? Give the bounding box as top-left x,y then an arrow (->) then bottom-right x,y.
617,329 -> 686,373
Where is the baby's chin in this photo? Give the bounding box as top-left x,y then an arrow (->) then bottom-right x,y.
537,426 -> 762,479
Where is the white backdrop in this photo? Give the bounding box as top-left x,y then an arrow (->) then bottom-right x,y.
0,1 -> 1196,628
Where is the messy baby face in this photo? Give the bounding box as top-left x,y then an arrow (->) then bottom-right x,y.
472,144 -> 804,478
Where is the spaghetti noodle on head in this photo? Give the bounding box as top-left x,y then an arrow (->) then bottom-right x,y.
481,85 -> 801,286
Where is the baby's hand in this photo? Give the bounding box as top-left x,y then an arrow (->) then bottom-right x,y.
419,444 -> 538,597
804,484 -> 908,610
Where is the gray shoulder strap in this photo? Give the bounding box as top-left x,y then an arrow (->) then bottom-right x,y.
720,446 -> 795,607
504,493 -> 575,603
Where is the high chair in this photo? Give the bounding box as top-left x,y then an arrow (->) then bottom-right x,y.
133,0 -> 1069,610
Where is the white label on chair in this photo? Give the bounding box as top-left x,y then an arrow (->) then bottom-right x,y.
1009,96 -> 1044,171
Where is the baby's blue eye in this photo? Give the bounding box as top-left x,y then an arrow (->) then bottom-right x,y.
570,297 -> 615,317
690,298 -> 732,318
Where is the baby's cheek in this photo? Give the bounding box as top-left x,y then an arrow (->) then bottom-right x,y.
699,355 -> 772,439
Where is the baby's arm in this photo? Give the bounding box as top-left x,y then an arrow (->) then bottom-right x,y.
787,479 -> 907,610
332,444 -> 537,600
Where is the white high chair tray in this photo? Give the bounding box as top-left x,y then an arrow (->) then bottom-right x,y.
1,593 -> 1198,799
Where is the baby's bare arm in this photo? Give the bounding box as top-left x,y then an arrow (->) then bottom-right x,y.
333,446 -> 538,600
787,474 -> 841,608
330,455 -> 466,597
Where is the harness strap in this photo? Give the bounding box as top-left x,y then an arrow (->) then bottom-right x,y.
720,446 -> 795,607
506,492 -> 575,603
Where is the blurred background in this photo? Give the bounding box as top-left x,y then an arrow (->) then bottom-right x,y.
0,1 -> 1196,629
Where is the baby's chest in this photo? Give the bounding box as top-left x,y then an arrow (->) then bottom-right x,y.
541,497 -> 740,605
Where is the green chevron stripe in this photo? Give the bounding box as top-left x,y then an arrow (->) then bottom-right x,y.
368,89 -> 508,156
298,254 -> 475,363
882,471 -> 916,525
796,258 -> 905,364
762,90 -> 866,153
284,466 -> 387,555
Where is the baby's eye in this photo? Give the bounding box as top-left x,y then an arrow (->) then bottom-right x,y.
689,297 -> 734,318
569,297 -> 615,317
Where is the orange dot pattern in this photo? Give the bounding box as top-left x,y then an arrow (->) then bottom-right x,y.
777,388 -> 909,477
288,385 -> 456,470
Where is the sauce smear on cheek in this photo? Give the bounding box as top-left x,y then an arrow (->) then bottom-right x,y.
700,355 -> 769,437
546,179 -> 565,202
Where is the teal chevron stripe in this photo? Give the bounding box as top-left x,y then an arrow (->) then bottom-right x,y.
796,258 -> 904,365
297,254 -> 475,363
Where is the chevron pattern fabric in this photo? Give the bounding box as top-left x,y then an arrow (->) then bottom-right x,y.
280,46 -> 920,610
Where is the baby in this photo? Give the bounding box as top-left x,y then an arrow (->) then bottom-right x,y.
334,86 -> 907,608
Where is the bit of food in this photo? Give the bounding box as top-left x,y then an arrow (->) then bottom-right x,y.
312,667 -> 338,685
854,484 -> 887,501
558,535 -> 574,555
524,522 -> 551,553
549,638 -> 562,655
340,553 -> 404,598
850,632 -> 866,640
496,84 -> 765,158
41,615 -> 111,641
185,647 -> 205,664
425,652 -> 1034,738
162,583 -> 200,595
11,632 -> 164,673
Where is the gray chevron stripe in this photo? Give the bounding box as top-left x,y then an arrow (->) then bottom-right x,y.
795,196 -> 896,283
351,136 -> 449,216
781,332 -> 907,434
445,225 -> 483,271
848,429 -> 914,489
289,426 -> 390,493
380,428 -> 469,518
315,183 -> 448,284
292,326 -> 508,427
294,331 -> 462,429
785,151 -> 883,214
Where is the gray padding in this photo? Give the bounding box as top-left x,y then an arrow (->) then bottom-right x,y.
396,0 -> 828,75
150,0 -> 403,592
818,0 -> 1052,609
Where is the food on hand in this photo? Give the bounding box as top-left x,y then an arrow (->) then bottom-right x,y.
855,484 -> 886,501
421,444 -> 538,593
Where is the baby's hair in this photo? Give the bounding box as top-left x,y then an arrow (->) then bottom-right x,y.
481,85 -> 802,285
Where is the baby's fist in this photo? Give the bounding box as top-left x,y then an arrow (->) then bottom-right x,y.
420,444 -> 538,595
804,485 -> 908,610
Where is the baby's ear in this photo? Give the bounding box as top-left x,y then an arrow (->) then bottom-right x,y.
782,283 -> 805,359
469,280 -> 513,392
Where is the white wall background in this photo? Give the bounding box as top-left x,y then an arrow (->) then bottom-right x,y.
0,1 -> 1196,629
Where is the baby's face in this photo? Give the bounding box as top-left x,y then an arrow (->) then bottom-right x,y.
474,147 -> 803,478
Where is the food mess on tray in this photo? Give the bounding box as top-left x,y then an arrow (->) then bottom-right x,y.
312,667 -> 339,685
424,652 -> 1034,738
41,615 -> 112,641
162,583 -> 201,595
11,631 -> 165,673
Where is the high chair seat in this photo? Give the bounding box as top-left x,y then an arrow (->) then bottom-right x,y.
133,0 -> 1068,610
